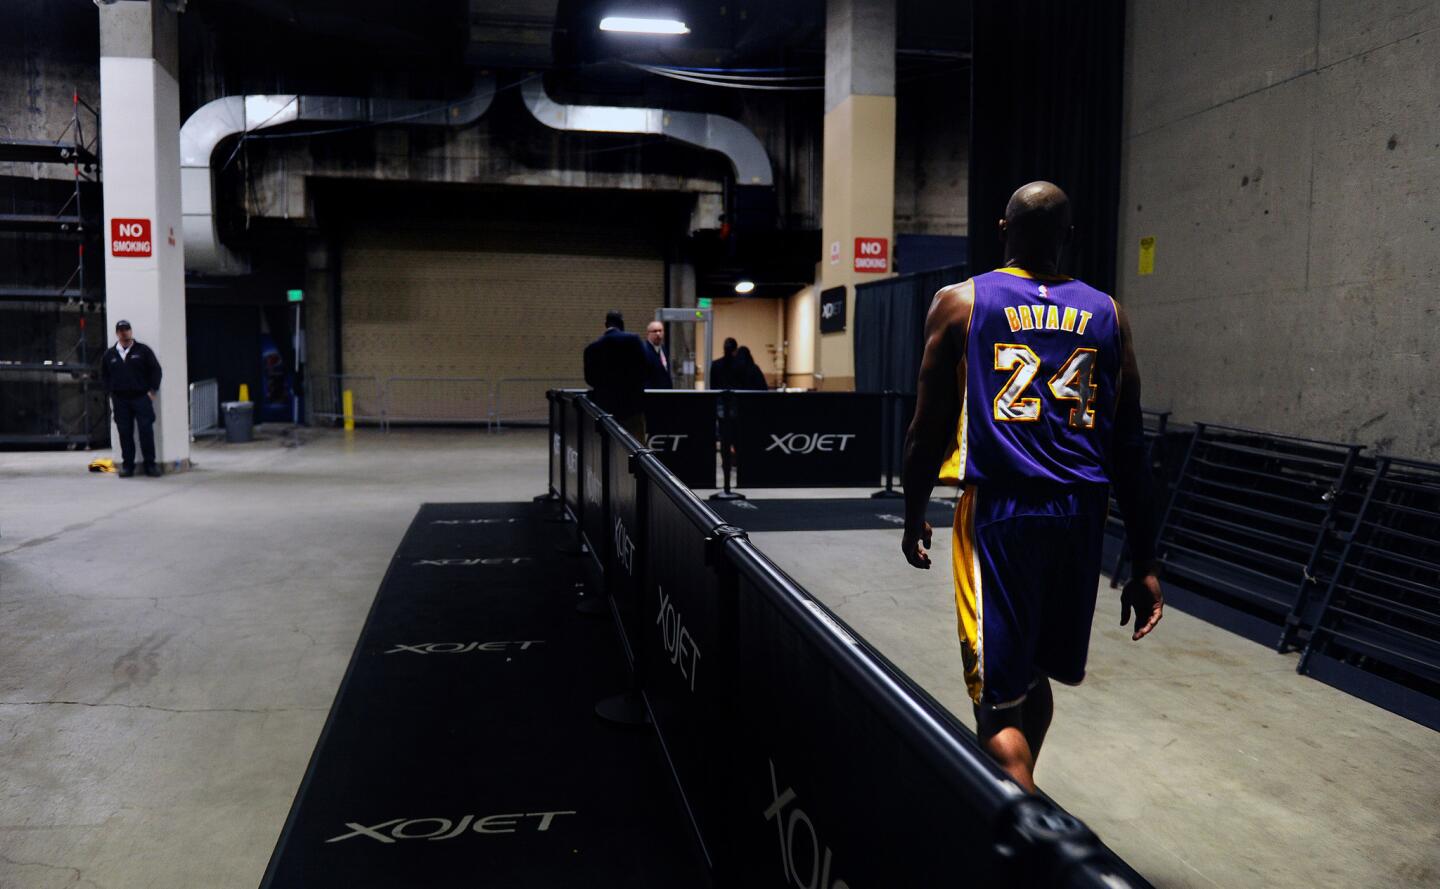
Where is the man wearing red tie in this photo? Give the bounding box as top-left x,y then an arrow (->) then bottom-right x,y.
643,320 -> 673,389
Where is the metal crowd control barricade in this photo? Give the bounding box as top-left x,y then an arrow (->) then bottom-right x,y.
558,394 -> 1153,887
1152,422 -> 1362,649
188,378 -> 220,438
1298,456 -> 1440,728
493,377 -> 585,429
382,376 -> 489,427
309,373 -> 387,428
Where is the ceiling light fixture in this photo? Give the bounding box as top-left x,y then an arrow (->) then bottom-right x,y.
599,16 -> 690,35
734,280 -> 756,294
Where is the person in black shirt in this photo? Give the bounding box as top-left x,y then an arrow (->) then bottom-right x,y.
734,346 -> 769,391
99,319 -> 163,477
583,310 -> 651,439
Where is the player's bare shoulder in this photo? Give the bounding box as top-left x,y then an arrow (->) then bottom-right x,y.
928,279 -> 976,348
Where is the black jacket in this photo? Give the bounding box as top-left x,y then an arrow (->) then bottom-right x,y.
100,341 -> 162,395
583,328 -> 649,419
642,340 -> 672,389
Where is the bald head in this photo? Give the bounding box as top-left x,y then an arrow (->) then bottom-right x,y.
999,181 -> 1073,273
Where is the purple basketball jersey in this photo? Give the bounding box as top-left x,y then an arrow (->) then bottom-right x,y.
956,268 -> 1122,487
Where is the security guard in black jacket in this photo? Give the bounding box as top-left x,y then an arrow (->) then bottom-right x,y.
99,319 -> 163,477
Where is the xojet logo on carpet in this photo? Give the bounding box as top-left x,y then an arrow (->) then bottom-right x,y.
429,518 -> 519,525
765,759 -> 850,889
412,557 -> 532,567
326,811 -> 575,844
646,433 -> 688,452
384,641 -> 544,655
765,433 -> 856,455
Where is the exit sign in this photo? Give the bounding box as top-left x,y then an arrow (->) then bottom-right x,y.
854,237 -> 888,273
287,289 -> 304,302
698,297 -> 712,308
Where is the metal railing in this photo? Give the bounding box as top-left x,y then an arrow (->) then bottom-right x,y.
309,373 -> 387,427
188,378 -> 220,438
382,376 -> 489,426
492,377 -> 584,429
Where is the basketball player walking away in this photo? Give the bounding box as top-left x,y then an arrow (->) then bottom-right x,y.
900,181 -> 1164,792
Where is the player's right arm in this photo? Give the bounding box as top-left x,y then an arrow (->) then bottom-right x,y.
1111,300 -> 1164,640
900,282 -> 971,569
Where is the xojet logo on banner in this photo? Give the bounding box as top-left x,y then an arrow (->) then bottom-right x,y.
766,433 -> 856,455
326,810 -> 575,844
613,517 -> 636,576
566,446 -> 578,474
765,759 -> 850,889
412,557 -> 532,567
385,641 -> 544,655
655,585 -> 700,692
646,433 -> 688,452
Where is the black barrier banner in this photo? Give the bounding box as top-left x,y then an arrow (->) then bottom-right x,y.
603,418 -> 644,657
580,403 -> 607,575
644,391 -> 718,489
640,462 -> 732,866
549,393 -> 564,497
729,555 -> 1004,886
734,393 -> 883,488
562,397 -> 581,517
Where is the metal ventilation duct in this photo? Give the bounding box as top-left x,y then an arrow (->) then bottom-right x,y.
520,78 -> 774,188
180,76 -> 497,275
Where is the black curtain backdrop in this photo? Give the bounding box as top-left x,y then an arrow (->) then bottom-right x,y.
969,1 -> 1126,295
853,264 -> 968,394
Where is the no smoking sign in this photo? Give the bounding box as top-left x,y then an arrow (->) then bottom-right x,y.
853,237 -> 888,273
111,218 -> 153,257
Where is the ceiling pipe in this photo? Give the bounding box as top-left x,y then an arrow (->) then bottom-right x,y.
520,77 -> 773,188
180,75 -> 497,275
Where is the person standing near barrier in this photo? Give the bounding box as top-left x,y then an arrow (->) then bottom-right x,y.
584,310 -> 650,439
899,181 -> 1163,793
100,319 -> 164,478
643,320 -> 672,389
734,345 -> 769,391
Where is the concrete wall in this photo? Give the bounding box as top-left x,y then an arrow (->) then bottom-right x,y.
710,297 -> 785,386
0,1 -> 99,181
894,68 -> 968,238
784,285 -> 817,388
1118,0 -> 1440,460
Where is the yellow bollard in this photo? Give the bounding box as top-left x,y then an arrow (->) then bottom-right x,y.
238,382 -> 250,403
342,389 -> 355,431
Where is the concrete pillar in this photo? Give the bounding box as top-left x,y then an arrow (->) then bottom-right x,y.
816,0 -> 895,391
100,1 -> 190,467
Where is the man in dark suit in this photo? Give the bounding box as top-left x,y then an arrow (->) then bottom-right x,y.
99,319 -> 164,478
642,320 -> 672,389
583,310 -> 651,439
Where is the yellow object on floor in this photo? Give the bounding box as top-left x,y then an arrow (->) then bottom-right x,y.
88,457 -> 116,473
238,382 -> 250,402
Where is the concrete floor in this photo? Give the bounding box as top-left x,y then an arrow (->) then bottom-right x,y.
0,429 -> 1435,888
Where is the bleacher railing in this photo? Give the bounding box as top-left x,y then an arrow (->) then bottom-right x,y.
548,389 -> 1153,887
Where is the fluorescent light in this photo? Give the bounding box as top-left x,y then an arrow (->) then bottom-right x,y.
734,280 -> 755,294
600,16 -> 690,35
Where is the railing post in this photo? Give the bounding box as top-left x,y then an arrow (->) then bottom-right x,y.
709,390 -> 745,501
872,390 -> 903,499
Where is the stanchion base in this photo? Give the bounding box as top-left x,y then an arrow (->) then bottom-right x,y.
576,595 -> 608,615
870,489 -> 904,499
595,691 -> 650,728
708,491 -> 747,501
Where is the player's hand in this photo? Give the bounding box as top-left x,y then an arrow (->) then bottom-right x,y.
1121,572 -> 1163,640
902,521 -> 933,569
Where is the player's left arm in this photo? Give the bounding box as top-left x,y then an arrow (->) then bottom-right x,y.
1111,300 -> 1163,640
900,283 -> 969,569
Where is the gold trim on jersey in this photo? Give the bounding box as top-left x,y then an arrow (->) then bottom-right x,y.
953,485 -> 984,704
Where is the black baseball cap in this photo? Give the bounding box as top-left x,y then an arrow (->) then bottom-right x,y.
115,319 -> 131,330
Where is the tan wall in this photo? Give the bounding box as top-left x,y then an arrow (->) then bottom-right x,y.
784,285 -> 816,387
709,297 -> 784,386
339,202 -> 663,417
817,94 -> 896,389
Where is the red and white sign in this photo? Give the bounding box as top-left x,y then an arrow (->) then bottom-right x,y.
829,240 -> 841,264
853,237 -> 888,273
111,218 -> 153,257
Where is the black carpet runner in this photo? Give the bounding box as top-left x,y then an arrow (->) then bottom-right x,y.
708,496 -> 956,532
260,502 -> 707,888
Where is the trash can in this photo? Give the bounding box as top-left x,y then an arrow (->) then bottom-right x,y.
222,400 -> 255,443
